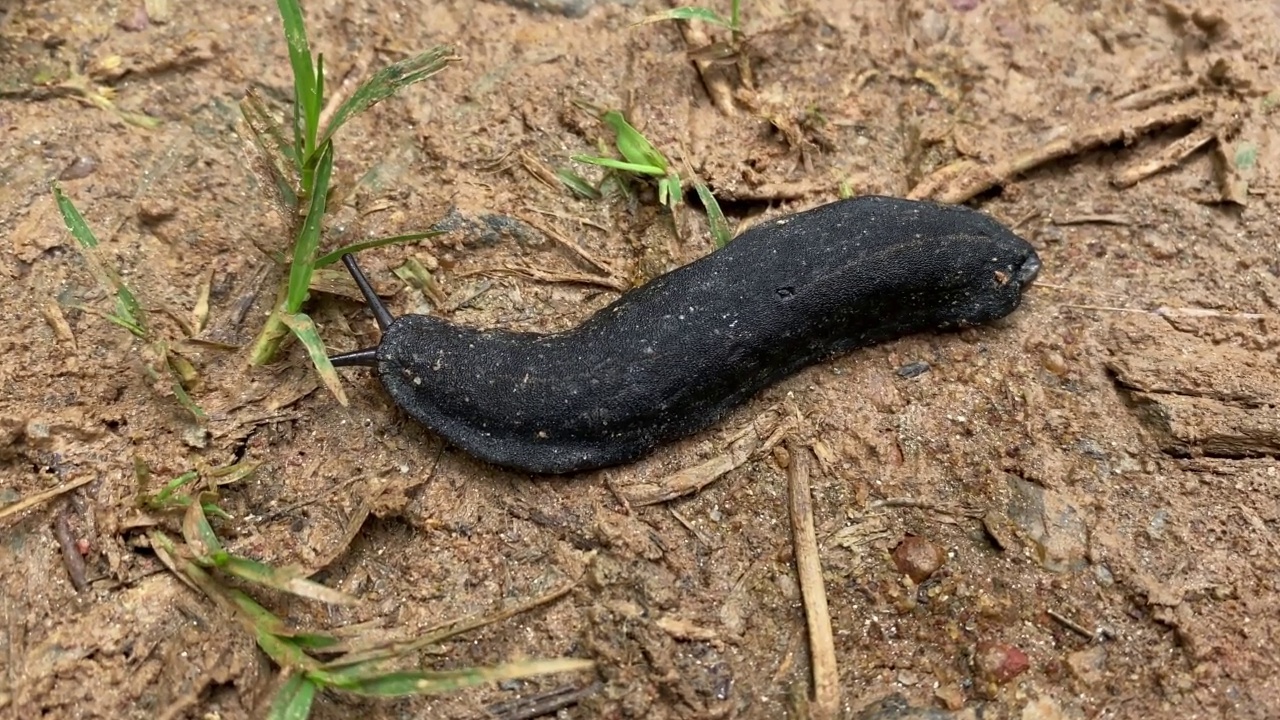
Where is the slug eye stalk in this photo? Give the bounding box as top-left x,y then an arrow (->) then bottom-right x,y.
328,254 -> 390,368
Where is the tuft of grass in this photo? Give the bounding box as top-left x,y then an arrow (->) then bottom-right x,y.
572,109 -> 684,211
572,107 -> 733,247
243,0 -> 457,402
144,496 -> 591,719
52,183 -> 207,421
133,458 -> 591,719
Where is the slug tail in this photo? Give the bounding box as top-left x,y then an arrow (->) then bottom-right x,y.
341,254 -> 395,331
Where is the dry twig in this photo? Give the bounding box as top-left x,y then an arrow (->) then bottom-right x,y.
909,98 -> 1212,204
786,443 -> 840,720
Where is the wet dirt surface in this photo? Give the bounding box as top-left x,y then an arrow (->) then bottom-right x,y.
2,0 -> 1279,718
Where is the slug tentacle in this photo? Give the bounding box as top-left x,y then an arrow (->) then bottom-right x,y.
329,195 -> 1043,475
329,348 -> 379,367
328,254 -> 393,368
343,254 -> 395,330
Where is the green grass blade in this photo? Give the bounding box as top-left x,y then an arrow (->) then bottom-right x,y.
52,183 -> 146,335
319,47 -> 457,146
634,6 -> 735,29
221,555 -> 356,606
144,470 -> 199,509
285,142 -> 334,311
254,627 -> 322,672
313,230 -> 445,269
314,53 -> 325,153
182,500 -> 227,564
101,312 -> 147,338
571,156 -> 665,176
280,311 -> 349,406
266,675 -> 317,720
275,0 -> 319,162
239,91 -> 300,208
555,169 -> 602,199
314,658 -> 595,697
658,173 -> 683,210
209,460 -> 260,485
53,185 -> 101,249
601,110 -> 668,171
692,180 -> 732,247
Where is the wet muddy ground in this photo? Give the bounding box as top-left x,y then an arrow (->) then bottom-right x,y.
2,0 -> 1278,718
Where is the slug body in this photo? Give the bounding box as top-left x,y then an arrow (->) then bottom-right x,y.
332,195 -> 1041,475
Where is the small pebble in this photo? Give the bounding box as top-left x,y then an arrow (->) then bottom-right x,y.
891,535 -> 946,583
771,444 -> 790,469
1041,350 -> 1068,376
897,360 -> 931,378
117,5 -> 149,31
58,156 -> 98,181
973,641 -> 1029,684
1066,645 -> 1106,686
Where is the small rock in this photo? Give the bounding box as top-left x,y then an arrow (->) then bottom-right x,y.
892,535 -> 946,583
853,693 -> 975,719
1004,475 -> 1091,573
117,5 -> 149,31
918,9 -> 950,44
1040,350 -> 1069,376
58,156 -> 98,181
1066,645 -> 1106,686
934,683 -> 966,710
137,199 -> 178,225
1020,696 -> 1069,720
973,641 -> 1029,684
897,360 -> 931,378
182,425 -> 209,449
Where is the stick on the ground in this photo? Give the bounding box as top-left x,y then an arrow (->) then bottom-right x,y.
786,442 -> 840,720
0,475 -> 94,525
908,98 -> 1211,204
1111,125 -> 1217,188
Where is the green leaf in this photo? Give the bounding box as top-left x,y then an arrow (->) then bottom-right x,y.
280,311 -> 348,406
52,183 -> 147,336
266,674 -> 317,720
222,555 -> 356,606
1235,142 -> 1258,170
658,173 -> 683,210
284,141 -> 334,312
182,500 -> 226,564
634,7 -> 735,30
63,198 -> 112,244
209,460 -> 260,485
239,90 -> 300,209
555,169 -> 601,199
144,470 -> 199,509
571,155 -> 665,177
319,47 -> 457,146
275,0 -> 319,162
313,658 -> 595,697
692,181 -> 732,247
601,110 -> 668,171
313,230 -> 445,269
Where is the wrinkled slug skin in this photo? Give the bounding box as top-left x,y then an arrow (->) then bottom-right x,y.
375,196 -> 1041,474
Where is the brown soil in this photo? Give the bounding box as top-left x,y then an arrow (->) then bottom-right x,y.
2,1 -> 1278,718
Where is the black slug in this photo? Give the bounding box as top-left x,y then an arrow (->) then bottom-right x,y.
330,195 -> 1041,475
